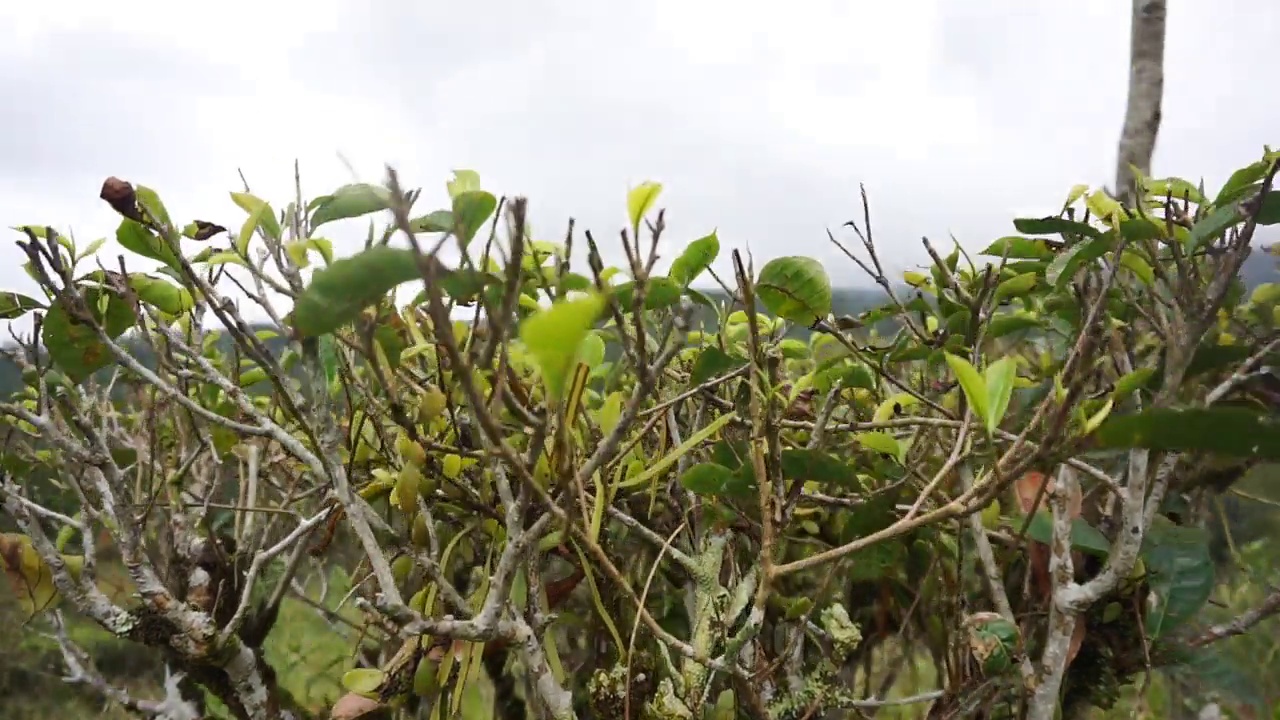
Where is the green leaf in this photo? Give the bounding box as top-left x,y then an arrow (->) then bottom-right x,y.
980,236 -> 1053,260
1257,191 -> 1280,225
409,210 -> 455,233
1118,251 -> 1155,285
229,192 -> 281,241
341,668 -> 387,698
818,361 -> 876,391
903,270 -> 930,288
987,313 -> 1043,338
0,292 -> 44,319
1082,398 -> 1114,435
983,357 -> 1017,435
945,353 -> 989,425
290,247 -> 422,338
1251,282 -> 1280,306
116,219 -> 181,272
577,332 -> 606,369
1213,159 -> 1271,206
684,287 -> 716,308
519,294 -> 605,401
1186,344 -> 1259,379
446,170 -> 481,199
992,272 -> 1038,305
237,367 -> 268,388
319,335 -> 340,386
42,288 -> 136,383
559,273 -> 593,294
1012,217 -> 1102,240
134,185 -> 172,228
626,181 -> 663,233
430,268 -> 501,306
1147,177 -> 1207,205
668,230 -> 720,287
1094,407 -> 1280,460
1022,513 -> 1112,558
623,412 -> 739,490
237,199 -> 270,255
780,448 -> 860,488
77,237 -> 107,261
452,190 -> 498,247
598,392 -> 624,435
855,431 -> 902,462
756,256 -> 832,325
838,488 -> 904,541
204,252 -> 249,267
610,277 -> 683,313
12,225 -> 53,240
1112,367 -> 1155,402
1142,519 -> 1214,639
847,541 -> 907,582
1185,204 -> 1240,253
679,462 -> 752,499
690,346 -> 747,385
128,274 -> 194,314
1045,234 -> 1112,288
1064,184 -> 1089,207
310,183 -> 391,230
777,338 -> 808,359
1085,190 -> 1125,223
284,238 -> 334,269
373,324 -> 406,371
1119,217 -> 1164,242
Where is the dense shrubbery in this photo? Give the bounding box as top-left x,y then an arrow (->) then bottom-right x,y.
2,151 -> 1280,720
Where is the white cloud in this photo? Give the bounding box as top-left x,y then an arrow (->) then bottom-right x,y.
0,0 -> 1277,337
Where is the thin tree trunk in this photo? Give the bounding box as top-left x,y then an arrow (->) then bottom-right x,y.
1114,0 -> 1167,206
1026,4 -> 1169,720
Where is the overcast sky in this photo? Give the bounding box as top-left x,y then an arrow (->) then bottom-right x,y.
1,0 -> 1277,332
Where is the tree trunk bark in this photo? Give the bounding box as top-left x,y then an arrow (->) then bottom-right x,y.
1114,0 -> 1168,206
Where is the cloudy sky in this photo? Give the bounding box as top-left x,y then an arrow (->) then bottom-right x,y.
1,0 -> 1277,330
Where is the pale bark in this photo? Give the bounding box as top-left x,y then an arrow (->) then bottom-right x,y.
1114,0 -> 1168,205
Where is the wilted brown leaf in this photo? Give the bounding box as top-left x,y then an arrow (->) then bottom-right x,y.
1066,618 -> 1088,668
99,176 -> 143,221
330,691 -> 387,720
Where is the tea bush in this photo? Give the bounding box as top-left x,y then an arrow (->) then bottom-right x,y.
2,152 -> 1280,720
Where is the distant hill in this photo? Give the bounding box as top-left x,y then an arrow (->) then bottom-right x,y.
1240,245 -> 1279,287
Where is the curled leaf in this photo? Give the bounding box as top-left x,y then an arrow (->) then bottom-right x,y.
668,230 -> 720,287
756,256 -> 832,325
290,247 -> 422,338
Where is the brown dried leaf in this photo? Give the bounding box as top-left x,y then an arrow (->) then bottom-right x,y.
189,220 -> 228,241
1017,470 -> 1087,603
99,176 -> 143,221
1066,618 -> 1088,668
1013,470 -> 1083,520
329,692 -> 386,720
1013,470 -> 1050,515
